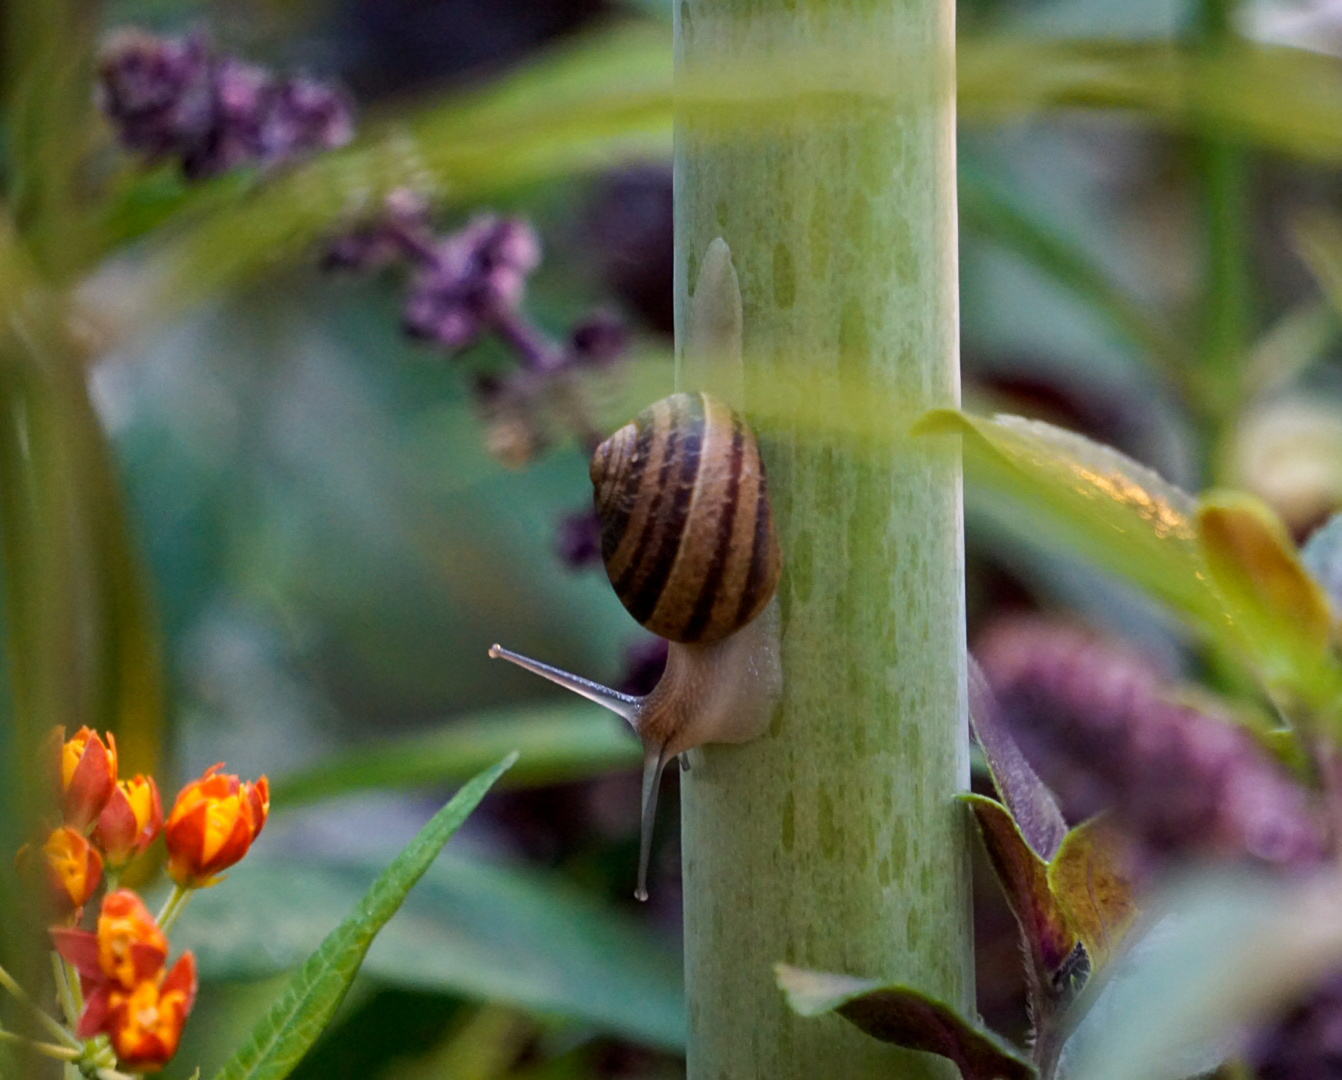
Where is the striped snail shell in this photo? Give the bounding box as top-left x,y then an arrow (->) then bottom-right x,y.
490,391 -> 783,900
591,391 -> 781,645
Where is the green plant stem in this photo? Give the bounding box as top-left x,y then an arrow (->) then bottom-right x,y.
0,960 -> 81,1049
674,1 -> 971,1077
1190,0 -> 1252,478
51,951 -> 80,1029
156,884 -> 193,933
0,1027 -> 80,1061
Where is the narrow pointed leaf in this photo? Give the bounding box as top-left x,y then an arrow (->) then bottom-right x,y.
1047,818 -> 1138,971
210,753 -> 516,1080
965,794 -> 1078,987
968,658 -> 1067,860
776,965 -> 1035,1080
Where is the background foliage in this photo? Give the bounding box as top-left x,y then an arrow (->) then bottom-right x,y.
7,0 -> 1342,1075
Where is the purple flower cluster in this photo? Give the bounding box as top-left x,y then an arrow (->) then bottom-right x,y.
325,190 -> 628,467
96,28 -> 353,179
975,617 -> 1325,873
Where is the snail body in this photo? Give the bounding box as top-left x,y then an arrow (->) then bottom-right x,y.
490,390 -> 782,899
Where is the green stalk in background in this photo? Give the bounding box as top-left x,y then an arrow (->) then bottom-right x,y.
1191,0 -> 1254,476
675,1 -> 972,1077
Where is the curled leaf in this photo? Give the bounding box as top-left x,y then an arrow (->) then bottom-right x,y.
968,658 -> 1067,860
777,965 -> 1036,1080
1197,492 -> 1334,665
1047,818 -> 1138,972
965,794 -> 1078,988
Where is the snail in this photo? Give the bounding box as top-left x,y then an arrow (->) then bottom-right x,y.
490,390 -> 783,900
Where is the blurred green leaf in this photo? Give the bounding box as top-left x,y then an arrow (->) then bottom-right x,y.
209,752 -> 516,1080
776,964 -> 1035,1080
915,410 -> 1224,631
181,847 -> 685,1052
959,165 -> 1180,375
1196,492 -> 1339,706
1065,871 -> 1342,1080
271,703 -> 641,807
103,21 -> 672,335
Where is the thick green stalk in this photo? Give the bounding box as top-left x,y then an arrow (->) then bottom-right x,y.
675,2 -> 971,1077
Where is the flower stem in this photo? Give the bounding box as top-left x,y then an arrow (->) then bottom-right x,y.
0,1027 -> 80,1060
156,883 -> 193,932
51,950 -> 81,1028
0,960 -> 82,1049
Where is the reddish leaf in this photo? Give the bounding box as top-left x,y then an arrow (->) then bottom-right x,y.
777,964 -> 1036,1080
968,658 -> 1067,860
965,794 -> 1078,984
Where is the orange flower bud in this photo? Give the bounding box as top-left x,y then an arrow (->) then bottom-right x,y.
59,726 -> 119,830
42,826 -> 103,911
165,765 -> 269,887
95,889 -> 169,989
95,775 -> 163,869
102,952 -> 197,1072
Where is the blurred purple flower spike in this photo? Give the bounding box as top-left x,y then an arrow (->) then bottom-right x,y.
97,29 -> 215,163
975,617 -> 1325,873
97,27 -> 354,179
402,216 -> 541,351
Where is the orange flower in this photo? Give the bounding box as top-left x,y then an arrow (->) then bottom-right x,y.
51,889 -> 167,992
96,889 -> 169,989
98,953 -> 197,1072
59,726 -> 118,830
41,826 -> 103,911
164,765 -> 269,887
95,775 -> 163,869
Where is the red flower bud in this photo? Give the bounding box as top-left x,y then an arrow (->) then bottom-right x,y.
58,726 -> 118,830
41,826 -> 103,911
95,775 -> 163,869
165,765 -> 269,887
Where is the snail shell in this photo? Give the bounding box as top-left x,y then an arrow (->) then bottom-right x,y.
592,391 -> 781,644
489,390 -> 783,899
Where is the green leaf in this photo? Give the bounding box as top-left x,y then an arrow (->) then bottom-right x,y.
776,965 -> 1036,1080
958,165 -> 1180,376
270,703 -> 640,807
180,850 -> 684,1051
1046,818 -> 1137,972
209,753 -> 516,1080
1196,492 -> 1337,698
915,410 -> 1222,633
964,794 -> 1078,986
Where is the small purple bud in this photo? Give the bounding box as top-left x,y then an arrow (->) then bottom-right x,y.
556,508 -> 604,570
256,76 -> 355,164
976,617 -> 1324,872
568,312 -> 627,368
322,188 -> 433,273
97,27 -> 354,180
97,29 -> 214,162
